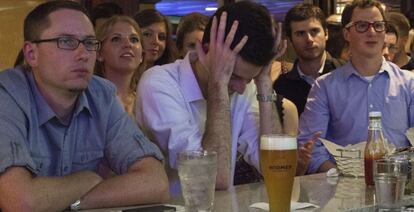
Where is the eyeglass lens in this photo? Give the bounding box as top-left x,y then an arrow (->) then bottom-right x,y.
354,21 -> 386,33
58,37 -> 100,51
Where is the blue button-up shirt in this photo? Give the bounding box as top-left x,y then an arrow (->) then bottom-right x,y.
0,67 -> 163,176
298,59 -> 414,174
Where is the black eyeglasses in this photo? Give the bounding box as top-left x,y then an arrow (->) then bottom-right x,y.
345,21 -> 387,33
31,37 -> 101,51
384,44 -> 399,53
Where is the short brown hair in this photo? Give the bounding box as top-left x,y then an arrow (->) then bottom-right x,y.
387,12 -> 410,38
284,3 -> 327,40
24,0 -> 89,41
341,0 -> 386,29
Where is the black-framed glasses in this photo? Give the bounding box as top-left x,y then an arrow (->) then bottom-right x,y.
384,44 -> 399,53
345,21 -> 387,33
31,37 -> 101,51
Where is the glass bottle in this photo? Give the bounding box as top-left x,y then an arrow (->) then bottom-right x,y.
364,111 -> 388,186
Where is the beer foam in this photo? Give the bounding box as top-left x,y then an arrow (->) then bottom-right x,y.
260,134 -> 297,150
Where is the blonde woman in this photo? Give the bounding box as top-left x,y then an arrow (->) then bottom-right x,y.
95,16 -> 144,118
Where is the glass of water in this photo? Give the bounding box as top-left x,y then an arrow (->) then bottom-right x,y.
374,158 -> 410,211
177,150 -> 217,212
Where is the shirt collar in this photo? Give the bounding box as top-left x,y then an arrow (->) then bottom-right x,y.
179,52 -> 204,102
27,71 -> 92,126
297,51 -> 327,85
343,57 -> 391,80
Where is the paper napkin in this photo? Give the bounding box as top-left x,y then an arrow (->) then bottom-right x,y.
250,201 -> 319,211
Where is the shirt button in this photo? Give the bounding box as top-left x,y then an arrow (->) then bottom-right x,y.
368,83 -> 372,88
370,104 -> 373,108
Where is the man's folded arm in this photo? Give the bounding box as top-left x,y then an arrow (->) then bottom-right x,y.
0,166 -> 102,212
79,157 -> 169,209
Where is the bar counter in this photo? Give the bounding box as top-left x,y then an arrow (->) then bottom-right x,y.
82,172 -> 414,211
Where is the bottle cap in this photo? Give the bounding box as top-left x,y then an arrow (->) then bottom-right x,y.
369,111 -> 382,118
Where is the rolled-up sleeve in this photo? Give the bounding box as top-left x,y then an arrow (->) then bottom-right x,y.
0,87 -> 36,174
105,97 -> 164,175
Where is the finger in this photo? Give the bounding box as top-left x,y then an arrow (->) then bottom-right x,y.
312,131 -> 322,141
304,141 -> 314,149
195,41 -> 206,62
232,35 -> 248,54
216,12 -> 227,44
274,22 -> 283,47
274,39 -> 287,59
299,146 -> 313,155
209,16 -> 218,50
224,20 -> 239,48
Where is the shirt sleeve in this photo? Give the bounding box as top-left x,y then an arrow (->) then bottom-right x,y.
409,76 -> 414,129
136,74 -> 203,169
298,78 -> 334,174
104,96 -> 164,175
0,87 -> 37,174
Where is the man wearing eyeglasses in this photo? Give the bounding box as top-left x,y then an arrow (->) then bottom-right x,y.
383,23 -> 399,62
298,0 -> 414,174
0,1 -> 168,211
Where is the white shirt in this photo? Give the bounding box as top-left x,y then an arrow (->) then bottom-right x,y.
136,53 -> 260,184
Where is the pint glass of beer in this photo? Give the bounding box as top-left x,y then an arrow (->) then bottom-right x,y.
260,134 -> 297,212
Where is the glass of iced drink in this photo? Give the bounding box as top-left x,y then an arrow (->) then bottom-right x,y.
374,158 -> 409,211
177,150 -> 217,212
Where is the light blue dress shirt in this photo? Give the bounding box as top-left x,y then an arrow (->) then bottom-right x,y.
0,66 -> 163,176
298,59 -> 414,174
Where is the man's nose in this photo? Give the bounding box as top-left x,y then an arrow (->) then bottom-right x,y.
383,46 -> 390,60
305,32 -> 314,42
75,43 -> 92,60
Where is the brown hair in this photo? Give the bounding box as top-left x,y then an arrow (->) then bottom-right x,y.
134,9 -> 178,66
341,0 -> 386,29
176,13 -> 209,55
284,3 -> 327,40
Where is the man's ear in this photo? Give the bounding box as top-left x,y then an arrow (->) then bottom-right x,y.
23,41 -> 38,67
343,28 -> 350,42
325,28 -> 329,41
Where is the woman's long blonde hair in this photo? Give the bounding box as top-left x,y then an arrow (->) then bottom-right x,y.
94,15 -> 146,93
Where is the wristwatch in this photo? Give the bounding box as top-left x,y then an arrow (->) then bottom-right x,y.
70,199 -> 81,211
256,91 -> 277,102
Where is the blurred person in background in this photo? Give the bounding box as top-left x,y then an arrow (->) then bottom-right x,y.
134,9 -> 178,71
176,12 -> 209,58
90,2 -> 123,28
383,23 -> 399,62
95,16 -> 145,119
402,37 -> 414,71
387,11 -> 411,67
326,14 -> 350,61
